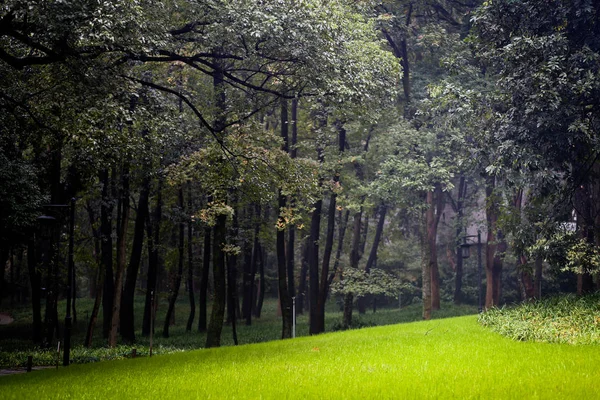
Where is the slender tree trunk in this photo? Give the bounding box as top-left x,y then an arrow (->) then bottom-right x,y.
227,252 -> 239,345
244,205 -> 260,325
198,223 -> 211,332
254,243 -> 265,318
186,183 -> 195,332
242,230 -> 253,324
163,188 -> 185,338
296,239 -> 309,314
315,121 -> 346,332
454,176 -> 466,304
485,175 -> 504,308
285,98 -> 299,303
225,193 -> 240,345
275,98 -> 293,338
85,264 -> 103,347
120,171 -> 149,343
343,209 -> 363,328
422,191 -> 434,320
308,194 -> 323,335
109,162 -> 131,347
430,185 -> 444,311
27,239 -> 42,343
277,190 -> 292,338
533,257 -> 543,299
206,214 -> 227,348
0,249 -> 5,307
358,203 -> 388,314
327,209 -> 350,294
100,169 -> 114,339
142,181 -> 162,336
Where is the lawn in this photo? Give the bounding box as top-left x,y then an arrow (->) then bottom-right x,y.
1,315 -> 598,399
0,296 -> 476,367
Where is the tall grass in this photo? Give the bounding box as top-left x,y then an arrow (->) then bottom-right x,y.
479,293 -> 600,344
1,315 -> 599,399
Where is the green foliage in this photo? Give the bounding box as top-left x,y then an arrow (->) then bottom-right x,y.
330,267 -> 407,299
0,150 -> 45,244
479,294 -> 600,345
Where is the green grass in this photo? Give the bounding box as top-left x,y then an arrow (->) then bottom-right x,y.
479,293 -> 600,345
1,315 -> 599,399
0,296 -> 476,368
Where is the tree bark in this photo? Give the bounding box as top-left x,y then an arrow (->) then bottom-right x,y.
308,193 -> 323,335
163,188 -> 185,338
85,263 -> 103,347
100,169 -> 114,339
365,206 -> 387,270
27,239 -> 42,343
454,176 -> 466,304
422,191 -> 434,320
142,181 -> 162,336
120,171 -> 149,343
198,222 -> 211,332
326,209 -> 350,295
109,162 -> 131,347
243,205 -> 260,325
343,208 -> 363,328
254,242 -> 265,318
206,213 -> 227,348
186,183 -> 195,332
485,175 -> 504,308
296,239 -> 309,314
430,185 -> 445,311
358,203 -> 388,314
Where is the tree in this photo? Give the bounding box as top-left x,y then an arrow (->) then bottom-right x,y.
471,0 -> 600,294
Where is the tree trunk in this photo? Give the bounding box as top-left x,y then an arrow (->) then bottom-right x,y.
422,191 -> 435,320
142,181 -> 162,337
186,184 -> 195,332
85,264 -> 103,347
454,176 -> 466,304
358,203 -> 388,314
308,195 -> 323,335
227,252 -> 239,345
198,223 -> 211,332
206,213 -> 227,348
244,205 -> 260,325
120,171 -> 149,343
276,190 -> 292,338
533,257 -> 543,299
27,239 -> 42,343
254,243 -> 265,318
163,188 -> 185,338
343,209 -> 363,328
109,162 -> 131,347
430,185 -> 444,311
485,175 -> 504,308
326,209 -> 350,296
100,169 -> 114,339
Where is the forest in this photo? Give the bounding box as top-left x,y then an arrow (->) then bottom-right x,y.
1,0 -> 599,363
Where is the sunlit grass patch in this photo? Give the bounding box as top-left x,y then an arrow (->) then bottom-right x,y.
1,315 -> 599,399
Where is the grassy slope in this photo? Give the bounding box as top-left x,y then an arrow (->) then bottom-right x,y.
0,297 -> 476,367
1,315 -> 599,399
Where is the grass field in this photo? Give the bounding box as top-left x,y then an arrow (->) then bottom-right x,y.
1,314 -> 599,399
0,296 -> 476,367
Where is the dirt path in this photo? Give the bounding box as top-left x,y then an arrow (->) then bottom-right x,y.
0,312 -> 14,325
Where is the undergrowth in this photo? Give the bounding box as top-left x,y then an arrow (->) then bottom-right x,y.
478,293 -> 600,345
